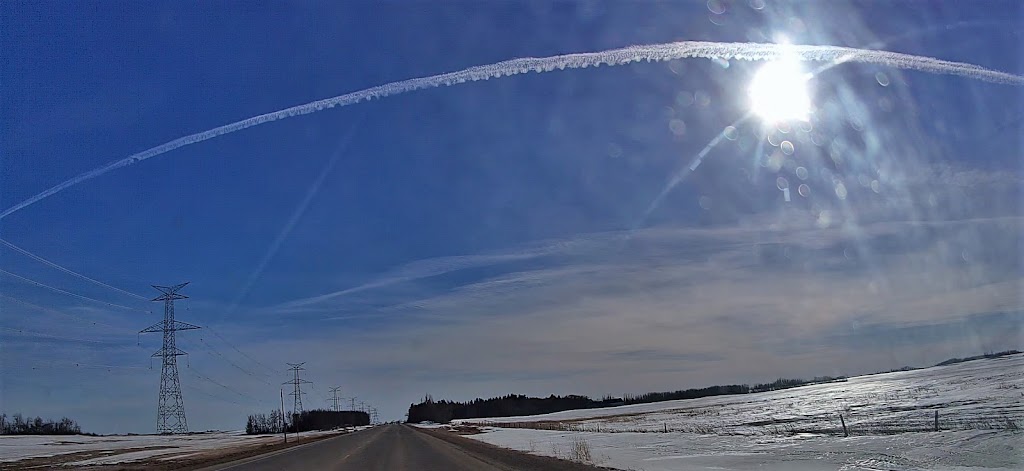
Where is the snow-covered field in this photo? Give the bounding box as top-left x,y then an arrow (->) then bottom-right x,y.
0,428 -> 351,466
455,355 -> 1023,470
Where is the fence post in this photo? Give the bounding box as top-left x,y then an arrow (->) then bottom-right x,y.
840,414 -> 848,437
934,410 -> 939,432
664,423 -> 668,433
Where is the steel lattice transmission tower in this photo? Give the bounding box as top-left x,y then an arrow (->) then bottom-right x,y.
328,387 -> 342,412
284,363 -> 311,417
140,282 -> 200,434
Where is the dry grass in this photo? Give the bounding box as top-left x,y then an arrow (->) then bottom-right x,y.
569,437 -> 592,463
480,411 -> 1023,438
447,424 -> 484,435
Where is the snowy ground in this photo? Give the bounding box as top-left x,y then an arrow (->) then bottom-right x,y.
0,428 -> 358,466
464,428 -> 1019,470
454,355 -> 1023,470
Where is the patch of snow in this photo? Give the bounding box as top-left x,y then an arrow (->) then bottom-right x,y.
459,355 -> 1023,470
470,427 -> 1020,470
409,423 -> 449,429
0,428 -> 346,465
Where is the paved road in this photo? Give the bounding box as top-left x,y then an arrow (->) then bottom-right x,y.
197,424 -> 603,471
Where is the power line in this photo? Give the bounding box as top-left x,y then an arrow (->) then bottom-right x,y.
20,360 -> 148,371
0,293 -> 126,331
161,301 -> 278,385
204,327 -> 279,376
183,383 -> 248,409
0,268 -> 143,312
0,238 -> 148,300
199,337 -> 272,381
195,337 -> 274,386
189,368 -> 268,406
0,326 -> 115,345
308,382 -> 332,406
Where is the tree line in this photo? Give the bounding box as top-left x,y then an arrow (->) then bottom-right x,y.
620,376 -> 843,404
1,413 -> 82,435
408,350 -> 1020,424
407,376 -> 847,423
934,349 -> 1020,367
407,394 -> 618,424
245,409 -> 287,434
246,409 -> 369,434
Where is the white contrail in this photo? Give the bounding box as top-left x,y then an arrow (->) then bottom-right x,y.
3,41 -> 1021,220
223,123 -> 360,318
638,114 -> 751,227
0,238 -> 148,300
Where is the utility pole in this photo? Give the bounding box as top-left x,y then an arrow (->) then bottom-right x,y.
350,397 -> 357,411
280,389 -> 287,444
328,387 -> 342,412
284,363 -> 311,432
140,282 -> 199,434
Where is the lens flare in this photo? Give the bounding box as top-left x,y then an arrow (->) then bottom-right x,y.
748,58 -> 812,123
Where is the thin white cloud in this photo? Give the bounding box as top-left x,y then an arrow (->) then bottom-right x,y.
279,213 -> 1022,395
270,231 -> 628,313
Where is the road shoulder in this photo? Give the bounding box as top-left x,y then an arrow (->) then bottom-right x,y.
409,425 -> 610,470
187,431 -> 351,471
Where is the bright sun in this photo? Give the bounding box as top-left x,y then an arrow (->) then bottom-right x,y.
748,58 -> 812,123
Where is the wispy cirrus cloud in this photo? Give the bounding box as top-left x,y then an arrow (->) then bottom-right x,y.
262,213 -> 1021,387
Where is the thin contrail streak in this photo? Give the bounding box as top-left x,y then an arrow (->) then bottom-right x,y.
0,238 -> 148,300
0,268 -> 143,312
2,41 -> 1021,221
638,114 -> 752,226
224,122 -> 360,317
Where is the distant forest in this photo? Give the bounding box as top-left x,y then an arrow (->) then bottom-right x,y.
407,376 -> 843,424
935,350 -> 1020,367
407,394 -> 617,424
408,350 -> 1023,423
246,409 -> 369,434
1,413 -> 82,435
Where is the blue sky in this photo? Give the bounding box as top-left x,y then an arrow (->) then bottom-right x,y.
2,1 -> 1022,433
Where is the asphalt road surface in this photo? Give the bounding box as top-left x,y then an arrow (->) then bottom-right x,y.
197,424 -> 604,471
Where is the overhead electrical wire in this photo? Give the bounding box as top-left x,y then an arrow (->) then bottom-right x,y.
0,238 -> 149,300
0,293 -> 128,331
0,268 -> 145,312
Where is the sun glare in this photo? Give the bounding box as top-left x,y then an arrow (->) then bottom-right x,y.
748,58 -> 812,124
